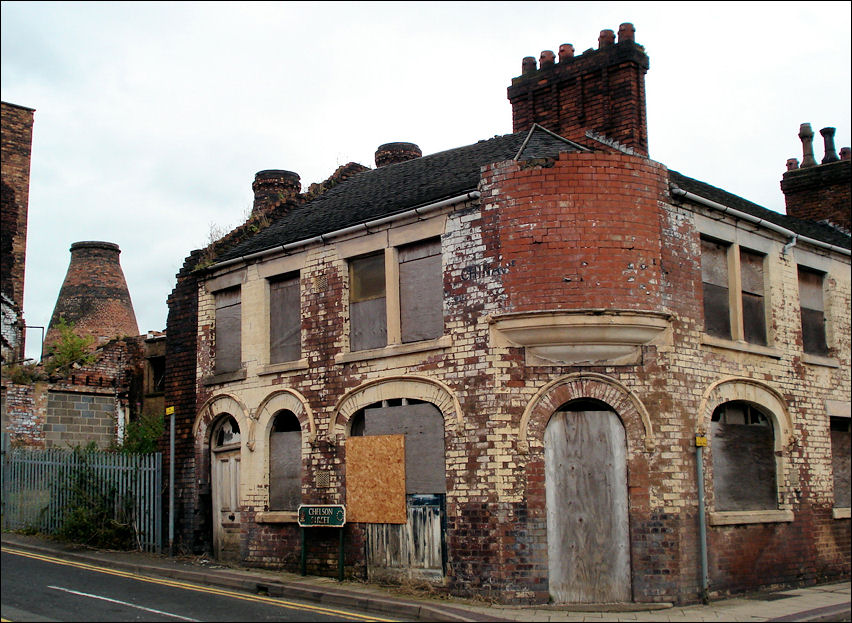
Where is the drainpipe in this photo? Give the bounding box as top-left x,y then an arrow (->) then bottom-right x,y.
695,434 -> 710,604
783,234 -> 799,255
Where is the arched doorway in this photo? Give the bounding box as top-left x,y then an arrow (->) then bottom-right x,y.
544,399 -> 631,603
211,415 -> 241,561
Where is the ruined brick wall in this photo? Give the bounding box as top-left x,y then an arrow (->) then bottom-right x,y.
170,149 -> 849,602
1,101 -> 35,363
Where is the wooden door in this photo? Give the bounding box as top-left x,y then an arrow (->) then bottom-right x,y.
212,449 -> 241,561
544,409 -> 631,603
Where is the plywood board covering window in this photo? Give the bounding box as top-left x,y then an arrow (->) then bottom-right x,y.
346,434 -> 406,523
214,288 -> 241,374
798,267 -> 829,356
701,238 -> 732,340
711,401 -> 776,511
740,249 -> 767,346
350,253 -> 387,351
830,417 -> 851,508
399,239 -> 443,343
269,274 -> 300,363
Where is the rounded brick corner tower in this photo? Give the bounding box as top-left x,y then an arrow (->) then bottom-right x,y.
45,241 -> 139,350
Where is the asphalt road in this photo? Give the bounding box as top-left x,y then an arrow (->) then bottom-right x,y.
1,547 -> 401,622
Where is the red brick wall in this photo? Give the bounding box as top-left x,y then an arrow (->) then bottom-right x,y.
781,159 -> 851,232
1,101 -> 35,362
508,42 -> 649,156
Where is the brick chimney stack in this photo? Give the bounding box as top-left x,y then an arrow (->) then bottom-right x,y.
781,124 -> 851,232
45,241 -> 139,351
375,142 -> 422,167
252,170 -> 301,217
507,22 -> 650,156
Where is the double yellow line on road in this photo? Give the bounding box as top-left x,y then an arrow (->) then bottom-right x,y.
3,547 -> 398,622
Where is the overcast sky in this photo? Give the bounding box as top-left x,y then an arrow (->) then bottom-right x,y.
2,1 -> 850,361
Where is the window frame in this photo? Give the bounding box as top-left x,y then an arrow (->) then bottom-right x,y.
213,286 -> 242,375
343,236 -> 447,359
797,265 -> 829,356
268,272 -> 302,365
699,235 -> 772,349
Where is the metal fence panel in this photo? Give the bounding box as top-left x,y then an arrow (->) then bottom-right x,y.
1,447 -> 162,553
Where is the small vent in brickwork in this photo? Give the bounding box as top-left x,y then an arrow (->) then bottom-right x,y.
313,275 -> 329,293
315,471 -> 331,488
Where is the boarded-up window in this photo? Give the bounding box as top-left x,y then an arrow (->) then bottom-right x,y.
711,401 -> 776,511
350,253 -> 387,351
740,249 -> 767,345
364,403 -> 446,494
399,239 -> 443,343
830,417 -> 851,508
214,288 -> 241,374
701,238 -> 731,339
798,267 -> 828,356
269,274 -> 300,363
269,411 -> 301,511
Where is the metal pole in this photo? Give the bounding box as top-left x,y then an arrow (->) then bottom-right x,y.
168,407 -> 175,556
301,527 -> 307,576
338,528 -> 344,582
695,439 -> 710,604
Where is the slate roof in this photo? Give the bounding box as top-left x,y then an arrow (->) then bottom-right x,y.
215,128 -> 850,266
669,170 -> 851,249
217,126 -> 585,262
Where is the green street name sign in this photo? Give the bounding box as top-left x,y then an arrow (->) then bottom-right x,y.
298,504 -> 346,527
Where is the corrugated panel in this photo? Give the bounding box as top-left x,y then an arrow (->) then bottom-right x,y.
712,420 -> 776,511
399,250 -> 443,343
346,435 -> 406,523
350,297 -> 387,351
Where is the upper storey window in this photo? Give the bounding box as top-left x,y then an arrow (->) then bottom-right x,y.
269,273 -> 301,363
797,267 -> 828,356
348,238 -> 444,353
700,237 -> 767,346
350,253 -> 388,351
214,287 -> 241,374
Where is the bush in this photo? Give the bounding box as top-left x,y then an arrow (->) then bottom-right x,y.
57,445 -> 137,550
115,411 -> 165,454
44,318 -> 97,376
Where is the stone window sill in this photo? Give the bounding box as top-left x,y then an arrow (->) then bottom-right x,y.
709,509 -> 794,526
832,507 -> 850,520
202,368 -> 247,386
335,335 -> 452,365
700,335 -> 782,359
258,359 -> 310,376
802,353 -> 840,368
256,511 -> 298,523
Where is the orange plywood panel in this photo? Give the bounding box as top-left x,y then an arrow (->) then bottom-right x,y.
346,434 -> 406,524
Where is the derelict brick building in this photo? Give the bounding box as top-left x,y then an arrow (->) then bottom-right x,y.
163,24 -> 851,604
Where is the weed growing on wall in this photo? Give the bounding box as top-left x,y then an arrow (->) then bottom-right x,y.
43,318 -> 97,376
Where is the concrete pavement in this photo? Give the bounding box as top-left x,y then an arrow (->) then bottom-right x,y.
2,532 -> 849,622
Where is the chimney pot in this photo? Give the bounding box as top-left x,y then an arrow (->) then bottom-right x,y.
618,23 -> 636,43
558,44 -> 575,62
539,50 -> 556,68
375,142 -> 422,168
252,169 -> 301,216
840,146 -> 851,160
599,29 -> 615,48
522,56 -> 537,75
786,158 -> 799,171
819,127 -> 839,163
798,123 -> 818,168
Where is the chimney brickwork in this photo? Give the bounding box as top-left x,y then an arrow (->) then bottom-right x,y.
507,23 -> 650,156
46,241 -> 140,350
781,124 -> 851,232
375,142 -> 422,168
252,170 -> 301,217
1,101 -> 35,362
